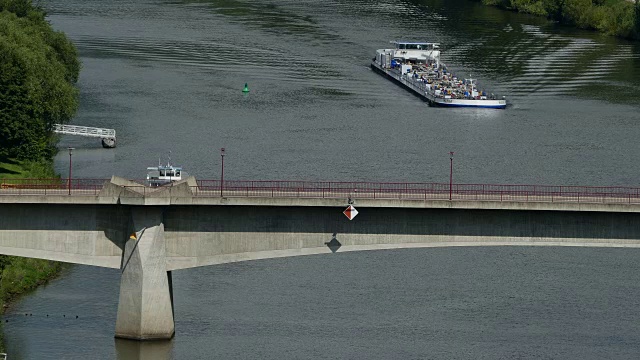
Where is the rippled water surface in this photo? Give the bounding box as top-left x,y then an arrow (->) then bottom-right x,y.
46,0 -> 640,185
4,0 -> 640,358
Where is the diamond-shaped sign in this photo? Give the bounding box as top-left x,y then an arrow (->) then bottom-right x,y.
343,205 -> 358,220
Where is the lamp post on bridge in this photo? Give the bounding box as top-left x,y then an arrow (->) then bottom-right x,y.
449,151 -> 454,201
220,147 -> 225,197
68,147 -> 75,195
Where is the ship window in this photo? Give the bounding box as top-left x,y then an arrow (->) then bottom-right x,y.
166,170 -> 174,177
176,171 -> 181,176
160,170 -> 165,176
398,44 -> 406,49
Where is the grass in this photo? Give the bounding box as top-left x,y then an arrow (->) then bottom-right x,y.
0,157 -> 57,179
0,257 -> 63,310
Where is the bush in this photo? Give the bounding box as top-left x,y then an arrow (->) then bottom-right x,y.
477,0 -> 640,40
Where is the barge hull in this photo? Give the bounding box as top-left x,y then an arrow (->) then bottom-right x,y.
427,96 -> 507,109
371,61 -> 506,109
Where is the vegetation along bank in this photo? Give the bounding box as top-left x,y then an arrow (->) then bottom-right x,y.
476,0 -> 640,39
0,0 -> 80,347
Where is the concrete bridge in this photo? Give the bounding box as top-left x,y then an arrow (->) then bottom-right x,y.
1,177 -> 640,340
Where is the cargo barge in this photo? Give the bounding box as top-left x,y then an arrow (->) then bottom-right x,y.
371,41 -> 506,109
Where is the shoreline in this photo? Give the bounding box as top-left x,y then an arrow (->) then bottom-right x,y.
0,179 -> 66,353
0,159 -> 69,353
0,259 -> 65,313
0,250 -> 66,353
0,0 -> 82,353
475,0 -> 640,40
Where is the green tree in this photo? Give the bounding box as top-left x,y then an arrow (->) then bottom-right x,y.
0,0 -> 34,18
475,0 -> 639,40
0,6 -> 79,161
635,0 -> 640,37
563,0 -> 594,28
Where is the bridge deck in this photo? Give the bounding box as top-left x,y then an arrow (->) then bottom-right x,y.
1,179 -> 639,206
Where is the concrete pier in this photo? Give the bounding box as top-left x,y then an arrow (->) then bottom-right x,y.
115,207 -> 175,340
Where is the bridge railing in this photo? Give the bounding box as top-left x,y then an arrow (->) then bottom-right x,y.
1,178 -> 640,204
194,180 -> 640,204
0,178 -> 107,195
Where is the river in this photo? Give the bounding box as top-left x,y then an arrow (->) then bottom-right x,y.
4,0 -> 640,358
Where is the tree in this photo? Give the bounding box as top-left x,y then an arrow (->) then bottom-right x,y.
0,8 -> 79,160
479,0 -> 639,39
635,0 -> 640,37
562,0 -> 592,28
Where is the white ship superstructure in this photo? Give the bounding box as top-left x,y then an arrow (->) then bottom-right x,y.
146,155 -> 185,187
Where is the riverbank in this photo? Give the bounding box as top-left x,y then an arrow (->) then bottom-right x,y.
475,0 -> 640,40
1,0 -> 81,298
0,257 -> 64,312
0,259 -> 64,353
1,0 -> 81,353
0,158 -> 62,315
0,159 -> 65,352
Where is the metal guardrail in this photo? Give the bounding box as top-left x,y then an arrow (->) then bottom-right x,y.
1,179 -> 640,204
377,65 -> 429,95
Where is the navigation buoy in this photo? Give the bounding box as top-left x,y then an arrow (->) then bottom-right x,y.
242,83 -> 250,93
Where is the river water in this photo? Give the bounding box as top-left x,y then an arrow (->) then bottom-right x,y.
4,0 -> 640,358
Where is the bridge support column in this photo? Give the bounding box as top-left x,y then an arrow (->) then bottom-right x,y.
115,207 -> 174,340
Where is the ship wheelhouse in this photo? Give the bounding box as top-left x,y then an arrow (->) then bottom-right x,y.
146,164 -> 184,187
391,41 -> 440,65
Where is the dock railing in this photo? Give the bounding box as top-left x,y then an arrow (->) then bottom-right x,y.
53,124 -> 116,139
1,178 -> 639,204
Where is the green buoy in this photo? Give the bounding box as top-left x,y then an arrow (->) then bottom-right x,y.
242,83 -> 250,93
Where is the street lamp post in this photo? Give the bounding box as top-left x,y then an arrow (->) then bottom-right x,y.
220,148 -> 225,197
449,151 -> 454,201
68,147 -> 75,195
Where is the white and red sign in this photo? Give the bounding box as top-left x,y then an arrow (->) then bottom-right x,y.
343,205 -> 358,220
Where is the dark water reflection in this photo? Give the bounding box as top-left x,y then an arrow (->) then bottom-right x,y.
3,0 -> 640,358
115,339 -> 172,360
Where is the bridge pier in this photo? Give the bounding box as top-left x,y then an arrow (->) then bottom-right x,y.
115,207 -> 175,340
